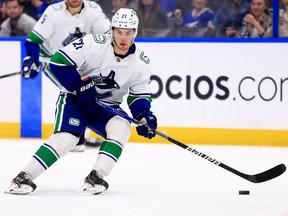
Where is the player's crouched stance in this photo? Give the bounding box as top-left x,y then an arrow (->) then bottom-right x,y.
5,8 -> 157,195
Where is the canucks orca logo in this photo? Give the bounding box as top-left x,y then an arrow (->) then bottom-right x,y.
94,71 -> 120,90
63,27 -> 85,46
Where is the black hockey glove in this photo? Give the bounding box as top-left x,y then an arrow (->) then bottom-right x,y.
75,77 -> 98,104
136,110 -> 157,139
22,56 -> 40,79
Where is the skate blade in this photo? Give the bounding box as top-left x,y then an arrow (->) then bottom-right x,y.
78,183 -> 106,195
4,183 -> 33,195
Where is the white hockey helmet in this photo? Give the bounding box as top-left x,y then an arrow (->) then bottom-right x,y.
111,8 -> 139,35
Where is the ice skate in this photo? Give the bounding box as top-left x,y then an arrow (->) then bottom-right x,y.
5,171 -> 37,195
79,170 -> 109,195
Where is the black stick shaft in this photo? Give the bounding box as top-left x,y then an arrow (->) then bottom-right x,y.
0,71 -> 22,79
96,101 -> 286,183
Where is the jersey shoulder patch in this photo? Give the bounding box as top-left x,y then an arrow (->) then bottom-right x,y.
139,51 -> 150,64
92,34 -> 108,44
86,1 -> 99,9
51,2 -> 64,11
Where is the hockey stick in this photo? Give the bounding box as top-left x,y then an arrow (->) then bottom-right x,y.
0,71 -> 22,79
96,101 -> 286,183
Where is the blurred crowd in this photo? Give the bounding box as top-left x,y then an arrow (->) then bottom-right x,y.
0,0 -> 288,38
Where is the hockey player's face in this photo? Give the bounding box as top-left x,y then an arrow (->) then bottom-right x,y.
113,28 -> 135,54
66,0 -> 83,8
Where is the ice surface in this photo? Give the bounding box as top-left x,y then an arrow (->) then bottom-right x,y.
0,139 -> 288,216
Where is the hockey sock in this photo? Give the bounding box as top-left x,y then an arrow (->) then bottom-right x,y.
93,139 -> 123,176
33,143 -> 60,170
22,143 -> 60,179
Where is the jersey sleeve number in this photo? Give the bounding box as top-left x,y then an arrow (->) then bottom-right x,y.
40,14 -> 47,24
72,38 -> 84,50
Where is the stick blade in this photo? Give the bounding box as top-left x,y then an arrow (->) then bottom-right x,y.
247,164 -> 286,183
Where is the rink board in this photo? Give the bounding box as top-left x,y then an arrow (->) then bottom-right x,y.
0,38 -> 288,146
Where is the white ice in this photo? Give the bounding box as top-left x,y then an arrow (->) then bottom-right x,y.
0,139 -> 288,216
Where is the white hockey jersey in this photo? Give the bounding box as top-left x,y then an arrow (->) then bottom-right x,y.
51,34 -> 152,105
29,0 -> 110,57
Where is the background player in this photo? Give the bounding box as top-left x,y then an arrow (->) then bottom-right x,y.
21,0 -> 111,150
6,8 -> 158,195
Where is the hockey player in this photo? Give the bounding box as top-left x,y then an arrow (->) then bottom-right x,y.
5,8 -> 158,195
21,0 -> 111,150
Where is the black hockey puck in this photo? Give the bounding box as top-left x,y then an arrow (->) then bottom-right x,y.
239,190 -> 250,195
